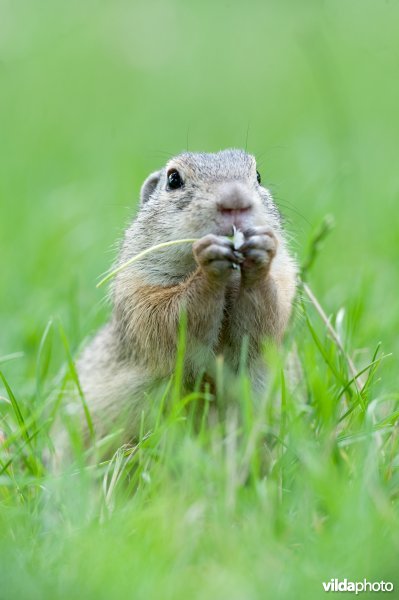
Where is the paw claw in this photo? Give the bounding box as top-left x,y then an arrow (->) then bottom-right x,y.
193,235 -> 237,283
240,226 -> 278,285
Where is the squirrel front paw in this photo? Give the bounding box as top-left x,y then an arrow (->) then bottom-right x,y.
193,234 -> 239,283
239,226 -> 278,286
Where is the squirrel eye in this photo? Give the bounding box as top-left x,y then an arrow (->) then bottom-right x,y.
256,170 -> 261,184
167,169 -> 184,190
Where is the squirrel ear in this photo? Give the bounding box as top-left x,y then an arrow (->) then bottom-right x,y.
140,170 -> 161,204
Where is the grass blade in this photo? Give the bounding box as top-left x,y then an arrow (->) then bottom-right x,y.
58,321 -> 95,439
0,370 -> 29,444
97,239 -> 197,288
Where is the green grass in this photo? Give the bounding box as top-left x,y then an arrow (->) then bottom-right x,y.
1,1 -> 399,598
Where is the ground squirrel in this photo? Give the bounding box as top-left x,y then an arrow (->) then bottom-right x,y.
76,149 -> 297,442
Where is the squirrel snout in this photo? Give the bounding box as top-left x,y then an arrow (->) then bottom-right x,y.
216,182 -> 253,214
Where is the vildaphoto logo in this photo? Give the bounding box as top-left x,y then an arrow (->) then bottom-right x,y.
322,579 -> 394,594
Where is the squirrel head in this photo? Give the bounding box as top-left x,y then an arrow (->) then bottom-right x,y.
140,149 -> 281,235
118,149 -> 283,285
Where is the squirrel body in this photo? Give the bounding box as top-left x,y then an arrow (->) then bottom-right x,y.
76,150 -> 297,440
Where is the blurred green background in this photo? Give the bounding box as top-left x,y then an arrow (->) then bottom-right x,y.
1,3 -> 399,599
1,0 -> 399,378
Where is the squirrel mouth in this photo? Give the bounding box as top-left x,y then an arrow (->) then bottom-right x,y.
216,208 -> 253,235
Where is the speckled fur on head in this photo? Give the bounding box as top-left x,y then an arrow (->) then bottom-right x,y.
116,149 -> 283,287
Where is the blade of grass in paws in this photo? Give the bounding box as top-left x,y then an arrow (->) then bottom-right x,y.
97,239 -> 198,288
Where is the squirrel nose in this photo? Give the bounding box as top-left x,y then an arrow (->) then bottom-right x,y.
216,182 -> 253,213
